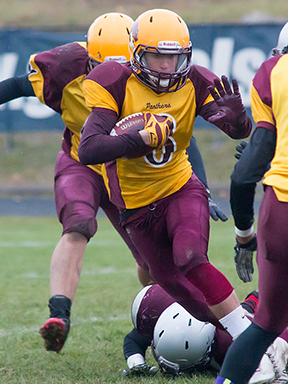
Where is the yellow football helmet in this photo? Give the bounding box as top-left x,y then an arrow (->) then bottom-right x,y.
129,9 -> 192,93
86,12 -> 134,69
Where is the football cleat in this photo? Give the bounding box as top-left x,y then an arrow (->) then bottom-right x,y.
40,317 -> 70,353
249,353 -> 275,384
267,337 -> 288,383
241,290 -> 259,314
272,370 -> 288,384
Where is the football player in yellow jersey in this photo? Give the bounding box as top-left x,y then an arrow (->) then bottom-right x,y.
0,11 -> 225,354
79,8 -> 263,375
215,22 -> 288,384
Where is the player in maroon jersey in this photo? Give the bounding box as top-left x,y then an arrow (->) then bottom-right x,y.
215,21 -> 288,384
123,285 -> 288,379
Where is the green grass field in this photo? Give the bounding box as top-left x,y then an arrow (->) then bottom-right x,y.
0,215 -> 259,383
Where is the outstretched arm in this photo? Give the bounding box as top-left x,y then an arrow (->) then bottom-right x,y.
231,127 -> 276,230
0,74 -> 35,104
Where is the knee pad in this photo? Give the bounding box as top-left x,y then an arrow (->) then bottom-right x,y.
60,202 -> 97,241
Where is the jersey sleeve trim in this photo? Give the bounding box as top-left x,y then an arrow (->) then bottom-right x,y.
28,54 -> 45,104
255,121 -> 276,132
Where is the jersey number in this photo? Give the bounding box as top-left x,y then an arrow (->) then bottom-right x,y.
144,137 -> 177,168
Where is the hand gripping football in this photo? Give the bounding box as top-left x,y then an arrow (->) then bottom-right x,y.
111,112 -> 173,151
143,113 -> 173,149
110,112 -> 169,137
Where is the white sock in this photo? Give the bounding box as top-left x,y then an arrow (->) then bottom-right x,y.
219,305 -> 251,339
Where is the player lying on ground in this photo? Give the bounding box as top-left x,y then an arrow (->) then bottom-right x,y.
123,285 -> 288,382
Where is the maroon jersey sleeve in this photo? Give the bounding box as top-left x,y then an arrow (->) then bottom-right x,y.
78,111 -> 150,165
189,64 -> 219,117
31,42 -> 88,112
85,61 -> 132,113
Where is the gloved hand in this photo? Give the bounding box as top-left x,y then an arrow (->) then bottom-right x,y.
234,235 -> 257,283
235,140 -> 248,160
208,196 -> 228,222
123,363 -> 159,377
208,76 -> 247,127
143,112 -> 173,149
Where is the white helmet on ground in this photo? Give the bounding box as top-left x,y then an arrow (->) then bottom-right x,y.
272,22 -> 288,56
153,302 -> 216,375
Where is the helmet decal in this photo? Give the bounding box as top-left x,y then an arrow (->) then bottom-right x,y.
158,41 -> 181,49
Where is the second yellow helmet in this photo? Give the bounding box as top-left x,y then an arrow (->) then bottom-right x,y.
87,12 -> 134,68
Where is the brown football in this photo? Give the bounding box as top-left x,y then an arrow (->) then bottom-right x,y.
110,113 -> 167,136
110,113 -> 145,136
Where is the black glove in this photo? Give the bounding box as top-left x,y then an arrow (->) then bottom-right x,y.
123,363 -> 159,377
207,189 -> 228,222
234,235 -> 257,283
208,197 -> 228,222
235,140 -> 248,160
